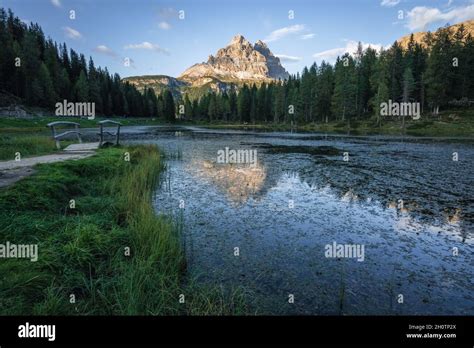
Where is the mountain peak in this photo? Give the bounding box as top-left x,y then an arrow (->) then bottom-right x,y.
229,34 -> 250,46
179,35 -> 289,84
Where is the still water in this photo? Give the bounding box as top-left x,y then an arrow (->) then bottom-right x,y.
137,127 -> 473,315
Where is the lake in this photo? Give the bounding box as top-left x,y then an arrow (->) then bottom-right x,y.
133,126 -> 473,315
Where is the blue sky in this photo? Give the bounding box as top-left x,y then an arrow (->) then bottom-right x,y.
3,0 -> 474,77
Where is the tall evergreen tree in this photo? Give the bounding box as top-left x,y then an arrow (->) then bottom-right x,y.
74,70 -> 89,102
163,89 -> 176,123
237,84 -> 251,123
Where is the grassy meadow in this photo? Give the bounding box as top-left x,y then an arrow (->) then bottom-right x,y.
197,109 -> 474,137
0,134 -> 61,161
0,145 -> 248,315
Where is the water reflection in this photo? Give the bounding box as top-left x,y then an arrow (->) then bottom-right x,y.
190,160 -> 267,205
148,127 -> 474,315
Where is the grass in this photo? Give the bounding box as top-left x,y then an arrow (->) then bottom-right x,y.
0,114 -> 165,160
0,145 -> 248,315
2,108 -> 473,138
0,134 -> 71,161
194,109 -> 474,138
0,115 -> 164,134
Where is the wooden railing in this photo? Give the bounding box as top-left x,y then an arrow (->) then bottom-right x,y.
98,120 -> 122,147
46,121 -> 82,149
47,120 -> 123,149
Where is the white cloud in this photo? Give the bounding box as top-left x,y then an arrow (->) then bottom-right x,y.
124,41 -> 169,54
313,40 -> 385,63
300,33 -> 315,40
275,54 -> 302,63
51,0 -> 61,8
264,24 -> 305,43
406,5 -> 474,31
93,45 -> 117,57
381,0 -> 400,7
63,26 -> 82,40
159,21 -> 171,30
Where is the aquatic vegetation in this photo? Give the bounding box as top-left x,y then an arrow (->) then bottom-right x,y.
153,127 -> 474,315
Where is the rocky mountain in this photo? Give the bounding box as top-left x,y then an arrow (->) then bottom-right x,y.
123,75 -> 188,98
179,35 -> 289,83
123,34 -> 289,99
397,19 -> 474,49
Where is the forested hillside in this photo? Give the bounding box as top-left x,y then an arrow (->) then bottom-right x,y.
0,8 -> 176,121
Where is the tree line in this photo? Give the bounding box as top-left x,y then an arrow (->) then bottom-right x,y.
1,7 -> 473,124
0,8 -> 176,121
184,23 -> 474,125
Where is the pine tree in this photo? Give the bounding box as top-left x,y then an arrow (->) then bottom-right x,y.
208,92 -> 217,122
228,87 -> 238,121
273,82 -> 285,123
250,84 -> 258,123
237,84 -> 251,123
332,54 -> 357,123
163,89 -> 176,123
316,61 -> 334,123
57,67 -> 71,100
21,30 -> 41,105
425,26 -> 452,114
37,62 -> 57,107
464,34 -> 474,100
300,66 -> 313,123
370,49 -> 390,126
184,94 -> 193,120
256,83 -> 266,123
358,47 -> 377,116
192,99 -> 199,120
74,70 -> 89,102
401,67 -> 415,128
402,67 -> 415,102
387,42 -> 404,102
264,83 -> 274,122
221,91 -> 231,122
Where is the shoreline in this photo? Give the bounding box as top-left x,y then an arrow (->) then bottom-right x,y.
0,145 -> 247,315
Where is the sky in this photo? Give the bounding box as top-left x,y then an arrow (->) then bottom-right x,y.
3,0 -> 474,78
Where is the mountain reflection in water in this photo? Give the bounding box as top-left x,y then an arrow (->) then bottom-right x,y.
190,160 -> 267,205
145,127 -> 474,315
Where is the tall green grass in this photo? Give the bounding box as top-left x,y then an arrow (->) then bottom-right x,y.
0,145 -> 248,315
0,135 -> 60,160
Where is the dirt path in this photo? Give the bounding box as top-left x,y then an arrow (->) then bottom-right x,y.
0,143 -> 99,188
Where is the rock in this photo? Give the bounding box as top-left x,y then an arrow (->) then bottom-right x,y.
0,105 -> 29,118
179,34 -> 289,85
397,19 -> 474,49
122,75 -> 188,98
